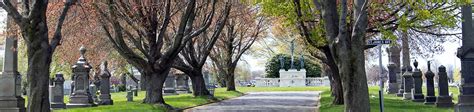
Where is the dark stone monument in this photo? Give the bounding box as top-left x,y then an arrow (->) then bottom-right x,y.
456,5 -> 474,112
0,36 -> 26,112
387,46 -> 401,94
397,67 -> 407,97
89,84 -> 98,103
386,63 -> 398,94
67,46 -> 97,108
176,73 -> 191,94
411,60 -> 425,102
436,65 -> 454,108
279,56 -> 285,70
403,66 -> 414,100
424,61 -> 436,105
99,61 -> 113,105
127,88 -> 133,102
163,73 -> 178,95
133,86 -> 138,96
49,73 -> 66,109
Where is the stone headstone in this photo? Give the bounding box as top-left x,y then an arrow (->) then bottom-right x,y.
127,90 -> 133,102
50,73 -> 66,109
397,67 -> 407,97
163,73 -> 178,95
386,63 -> 399,94
175,73 -> 191,94
403,66 -> 414,100
64,80 -> 72,95
424,61 -> 436,105
456,5 -> 474,112
67,46 -> 97,108
0,37 -> 26,112
99,61 -> 113,105
133,86 -> 138,96
387,46 -> 401,94
436,65 -> 454,108
89,84 -> 98,103
411,60 -> 425,102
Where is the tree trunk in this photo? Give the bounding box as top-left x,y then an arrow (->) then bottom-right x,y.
142,69 -> 171,109
188,72 -> 211,96
340,0 -> 370,111
322,46 -> 344,105
226,72 -> 236,91
327,62 -> 344,105
140,73 -> 146,91
26,41 -> 53,112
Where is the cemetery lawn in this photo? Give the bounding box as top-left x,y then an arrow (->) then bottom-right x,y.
320,86 -> 460,112
53,89 -> 242,112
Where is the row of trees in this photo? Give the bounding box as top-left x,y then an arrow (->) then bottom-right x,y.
1,0 -> 264,111
259,0 -> 461,111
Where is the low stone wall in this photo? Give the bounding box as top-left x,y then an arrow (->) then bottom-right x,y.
255,77 -> 330,87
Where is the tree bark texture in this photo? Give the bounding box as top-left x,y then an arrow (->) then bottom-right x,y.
318,0 -> 371,111
189,72 -> 211,96
143,69 -> 169,108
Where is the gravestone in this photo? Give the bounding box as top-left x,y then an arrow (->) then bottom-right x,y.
99,61 -> 113,105
176,73 -> 191,94
49,73 -> 66,109
387,46 -> 401,94
386,63 -> 398,94
397,67 -> 407,97
0,37 -> 26,112
64,80 -> 72,95
133,86 -> 138,96
436,65 -> 454,107
424,61 -> 436,105
67,46 -> 97,108
456,5 -> 474,112
163,73 -> 178,95
89,84 -> 98,103
411,60 -> 425,102
127,87 -> 133,102
403,66 -> 414,100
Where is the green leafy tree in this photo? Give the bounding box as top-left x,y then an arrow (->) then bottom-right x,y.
265,53 -> 321,78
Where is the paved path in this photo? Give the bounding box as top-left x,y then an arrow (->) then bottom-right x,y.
185,91 -> 320,112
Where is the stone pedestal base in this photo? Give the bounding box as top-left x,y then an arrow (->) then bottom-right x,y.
279,69 -> 306,87
99,94 -> 113,105
67,95 -> 97,108
412,91 -> 425,102
456,95 -> 474,112
0,96 -> 25,112
424,96 -> 436,105
436,96 -> 453,108
50,102 -> 66,109
386,83 -> 399,94
403,93 -> 412,100
163,88 -> 178,96
176,89 -> 190,94
396,89 -> 404,97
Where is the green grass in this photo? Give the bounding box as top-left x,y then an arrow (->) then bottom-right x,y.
320,86 -> 460,112
54,89 -> 242,112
